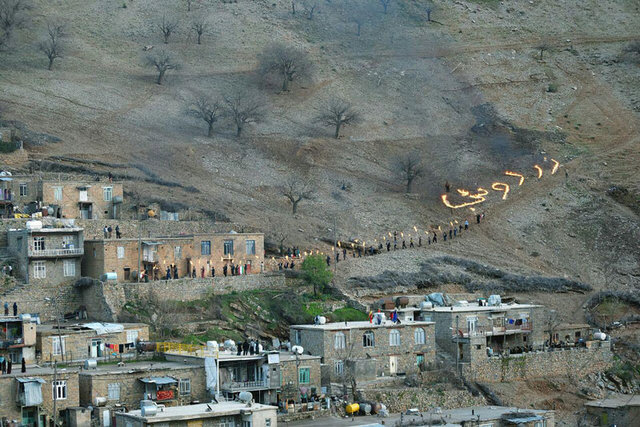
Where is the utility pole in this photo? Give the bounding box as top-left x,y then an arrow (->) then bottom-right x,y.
137,204 -> 141,282
52,360 -> 58,426
333,216 -> 337,273
455,315 -> 460,377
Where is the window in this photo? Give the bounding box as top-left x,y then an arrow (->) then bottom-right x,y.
245,240 -> 256,255
19,183 -> 27,196
389,330 -> 401,347
62,235 -> 73,247
362,330 -> 375,348
294,330 -> 301,345
334,360 -> 344,375
52,336 -> 66,356
201,241 -> 211,255
265,420 -> 271,427
174,246 -> 182,259
533,421 -> 546,427
117,246 -> 125,259
467,317 -> 478,335
218,416 -> 236,427
33,236 -> 45,251
103,187 -> 113,201
52,380 -> 67,400
416,354 -> 425,366
298,367 -> 310,384
414,328 -> 426,345
63,259 -> 76,277
53,186 -> 63,201
126,330 -> 139,343
224,240 -> 234,255
107,383 -> 120,400
242,421 -> 252,427
334,332 -> 346,349
33,261 -> 46,279
179,378 -> 191,395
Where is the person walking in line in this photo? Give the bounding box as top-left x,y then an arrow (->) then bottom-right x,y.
464,220 -> 469,230
4,302 -> 8,316
173,265 -> 178,279
409,238 -> 414,248
343,248 -> 347,260
13,302 -> 17,316
393,241 -> 398,250
211,266 -> 215,277
449,229 -> 453,239
445,181 -> 451,193
387,241 -> 391,251
115,225 -> 121,239
418,236 -> 422,247
326,255 -> 331,267
433,232 -> 437,243
453,228 -> 457,237
443,232 -> 447,242
459,224 -> 463,233
402,240 -> 407,249
428,236 -> 431,245
223,264 -> 228,277
476,213 -> 481,224
103,225 -> 108,239
107,225 -> 113,238
336,252 -> 340,263
201,266 -> 205,278
166,267 -> 171,280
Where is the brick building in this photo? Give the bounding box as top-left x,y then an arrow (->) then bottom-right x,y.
7,223 -> 84,286
0,315 -> 37,365
36,322 -> 149,364
0,175 -> 123,219
82,231 -> 264,282
79,361 -> 209,426
289,320 -> 436,383
0,366 -> 80,426
115,401 -> 277,427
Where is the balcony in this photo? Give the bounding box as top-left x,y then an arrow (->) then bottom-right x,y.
28,247 -> 84,257
222,379 -> 269,391
460,322 -> 533,338
0,338 -> 23,349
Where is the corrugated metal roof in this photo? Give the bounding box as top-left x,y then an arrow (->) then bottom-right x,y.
139,377 -> 177,385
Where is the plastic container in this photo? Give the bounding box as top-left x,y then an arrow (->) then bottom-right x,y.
395,296 -> 409,307
345,403 -> 360,414
84,359 -> 97,370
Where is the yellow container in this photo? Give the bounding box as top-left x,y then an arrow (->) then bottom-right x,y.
345,403 -> 360,414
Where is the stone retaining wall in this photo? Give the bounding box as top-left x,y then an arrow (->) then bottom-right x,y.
84,274 -> 287,321
359,388 -> 485,413
462,342 -> 613,383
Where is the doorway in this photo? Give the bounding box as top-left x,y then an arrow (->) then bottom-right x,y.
79,203 -> 93,219
389,356 -> 398,375
90,339 -> 103,358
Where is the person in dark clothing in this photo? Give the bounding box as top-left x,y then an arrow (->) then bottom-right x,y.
402,240 -> 406,249
357,248 -> 362,257
237,342 -> 243,356
108,171 -> 113,182
343,248 -> 347,260
223,264 -> 228,277
211,266 -> 215,277
290,261 -> 295,269
393,241 -> 397,250
165,267 -> 171,280
453,228 -> 457,237
12,302 -> 17,316
192,267 -> 196,278
445,181 -> 451,193
409,238 -> 414,248
393,231 -> 398,241
418,237 -> 422,247
459,224 -> 463,233
443,233 -> 447,242
249,341 -> 255,355
335,252 -> 340,263
476,213 -> 481,224
464,220 -> 469,230
115,225 -> 121,239
387,242 -> 391,251
433,232 -> 437,243
200,266 -> 205,278
4,302 -> 8,316
378,243 -> 383,251
278,263 -> 282,271
21,358 -> 26,373
326,256 -> 331,267
428,236 -> 431,245
449,229 -> 452,239
242,341 -> 250,355
284,262 -> 289,269
107,226 -> 113,238
173,265 -> 178,279
369,246 -> 374,256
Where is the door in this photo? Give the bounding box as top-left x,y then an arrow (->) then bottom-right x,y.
80,203 -> 92,219
90,339 -> 103,358
389,356 -> 398,375
22,407 -> 38,427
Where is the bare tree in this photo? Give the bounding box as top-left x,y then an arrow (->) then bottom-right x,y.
191,17 -> 207,44
291,0 -> 296,15
38,21 -> 65,71
224,91 -> 263,137
543,309 -> 561,346
158,14 -> 179,44
258,43 -> 312,92
380,0 -> 391,14
280,176 -> 315,215
187,94 -> 223,137
0,0 -> 32,49
314,97 -> 361,139
425,2 -> 434,22
302,0 -> 318,20
393,152 -> 424,193
144,49 -> 181,85
536,40 -> 552,60
334,341 -> 359,401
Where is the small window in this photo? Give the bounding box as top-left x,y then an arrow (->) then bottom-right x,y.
19,183 -> 28,196
294,330 -> 301,345
103,187 -> 113,201
201,241 -> 211,255
117,246 -> 125,259
389,330 -> 401,347
416,354 -> 425,366
33,236 -> 45,251
265,420 -> 271,427
63,259 -> 76,277
334,332 -> 346,349
179,378 -> 191,395
334,360 -> 344,375
174,246 -> 182,259
52,380 -> 67,400
107,383 -> 120,400
414,328 -> 426,345
245,240 -> 256,255
224,240 -> 234,255
33,261 -> 46,279
362,331 -> 375,348
62,235 -> 73,247
52,336 -> 66,356
298,367 -> 310,384
53,186 -> 63,201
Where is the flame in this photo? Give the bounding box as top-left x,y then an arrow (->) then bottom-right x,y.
388,232 -> 392,237
505,171 -> 525,186
491,182 -> 510,200
544,156 -> 548,161
534,164 -> 543,179
337,242 -> 341,248
454,220 -> 459,224
401,232 -> 404,238
469,207 -> 476,212
413,226 -> 418,232
441,188 -> 488,209
551,159 -> 559,175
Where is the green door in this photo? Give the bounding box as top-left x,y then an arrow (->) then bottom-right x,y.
21,406 -> 38,427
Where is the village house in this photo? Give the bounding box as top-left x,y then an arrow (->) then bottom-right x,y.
416,406 -> 555,426
36,322 -> 149,364
78,361 -> 209,426
7,221 -> 84,286
584,395 -> 640,426
0,314 -> 37,365
0,366 -> 80,426
115,401 -> 278,427
82,231 -> 264,282
289,319 -> 436,385
0,174 -> 123,219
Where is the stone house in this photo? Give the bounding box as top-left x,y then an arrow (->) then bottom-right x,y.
82,232 -> 264,282
0,366 -> 80,426
115,401 -> 278,427
0,173 -> 39,218
289,320 -> 436,383
36,322 -> 149,364
278,353 -> 322,404
0,314 -> 37,365
7,224 -> 84,286
78,361 -> 208,426
585,395 -> 640,426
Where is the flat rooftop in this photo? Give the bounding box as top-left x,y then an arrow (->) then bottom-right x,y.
38,322 -> 147,335
119,401 -> 276,423
85,231 -> 263,243
9,227 -> 83,233
79,361 -> 201,376
585,395 -> 640,409
163,351 -> 319,363
0,366 -> 80,379
291,320 -> 434,331
424,302 -> 541,313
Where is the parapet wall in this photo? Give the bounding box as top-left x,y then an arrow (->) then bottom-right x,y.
462,342 -> 613,383
84,274 -> 287,321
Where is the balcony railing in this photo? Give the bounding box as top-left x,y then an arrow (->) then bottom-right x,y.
459,322 -> 533,337
0,338 -> 23,349
28,248 -> 84,257
223,380 -> 268,391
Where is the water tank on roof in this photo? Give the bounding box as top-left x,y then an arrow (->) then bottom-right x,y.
238,392 -> 253,403
85,359 -> 97,370
454,300 -> 469,307
594,332 -> 607,341
140,400 -> 157,417
291,345 -> 304,355
206,341 -> 219,352
314,316 -> 326,325
373,312 -> 386,325
94,396 -> 107,407
19,313 -> 31,322
420,301 -> 433,310
488,295 -> 502,306
101,272 -> 117,282
224,339 -> 236,350
26,220 -> 42,230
